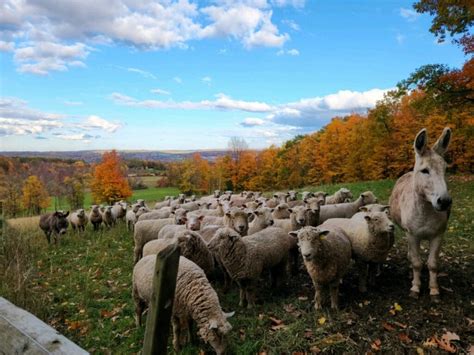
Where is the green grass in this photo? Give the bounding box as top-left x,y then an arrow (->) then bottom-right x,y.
1,177 -> 473,353
47,187 -> 180,211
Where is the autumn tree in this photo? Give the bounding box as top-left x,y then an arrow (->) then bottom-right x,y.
22,175 -> 50,215
0,157 -> 23,217
90,150 -> 132,204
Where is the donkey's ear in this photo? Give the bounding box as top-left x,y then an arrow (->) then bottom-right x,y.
432,127 -> 451,156
414,128 -> 428,156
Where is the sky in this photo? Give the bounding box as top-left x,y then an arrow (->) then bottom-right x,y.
0,0 -> 466,151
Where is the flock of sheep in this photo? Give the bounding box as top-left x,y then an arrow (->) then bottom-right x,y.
38,128 -> 453,354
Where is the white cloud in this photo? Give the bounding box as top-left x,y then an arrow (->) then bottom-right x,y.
174,76 -> 183,84
400,8 -> 420,22
240,117 -> 266,127
282,19 -> 300,31
14,42 -> 89,75
277,48 -> 299,56
64,100 -> 84,106
0,118 -> 63,136
82,115 -> 121,133
127,67 -> 157,79
2,0 -> 297,74
151,88 -> 171,95
202,76 -> 212,85
54,133 -> 90,141
396,33 -> 405,45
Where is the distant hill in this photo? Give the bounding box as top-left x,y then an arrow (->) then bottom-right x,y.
0,150 -> 229,163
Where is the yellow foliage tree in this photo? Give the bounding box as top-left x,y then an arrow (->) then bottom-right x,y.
22,175 -> 50,215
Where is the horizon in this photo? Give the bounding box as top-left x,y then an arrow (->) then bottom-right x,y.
0,0 -> 466,152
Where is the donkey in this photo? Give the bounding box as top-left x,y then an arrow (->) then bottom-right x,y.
39,211 -> 70,244
389,127 -> 452,302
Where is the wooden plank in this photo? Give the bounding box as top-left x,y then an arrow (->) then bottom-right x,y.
142,243 -> 180,355
0,297 -> 88,355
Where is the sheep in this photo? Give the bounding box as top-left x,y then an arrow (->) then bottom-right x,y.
211,227 -> 296,308
157,215 -> 204,240
274,192 -> 289,203
242,201 -> 263,212
191,202 -> 224,217
288,191 -> 298,201
136,199 -> 146,207
170,194 -> 186,208
290,226 -> 352,310
359,204 -> 390,213
198,201 -> 212,210
39,211 -> 69,244
101,206 -> 115,228
229,194 -> 254,208
248,207 -> 274,235
305,191 -> 327,206
143,230 -> 214,275
111,201 -> 127,221
89,205 -> 102,231
321,211 -> 395,293
287,200 -> 305,208
272,203 -> 291,219
126,204 -> 140,231
326,188 -> 353,204
138,206 -> 177,221
301,191 -> 314,201
201,216 -> 224,228
133,209 -> 188,263
273,205 -> 313,234
154,199 -> 171,210
133,255 -> 232,354
319,191 -> 378,224
69,209 -> 88,232
180,201 -> 200,212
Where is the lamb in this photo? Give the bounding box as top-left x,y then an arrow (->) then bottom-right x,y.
272,203 -> 291,219
321,211 -> 395,293
319,191 -> 378,224
101,206 -> 115,228
154,199 -> 171,210
211,227 -> 296,307
138,206 -> 177,221
326,188 -> 353,204
291,226 -> 352,310
248,207 -> 274,235
69,209 -> 88,232
157,215 -> 204,240
143,230 -> 214,275
111,201 -> 127,221
39,211 -> 70,244
89,205 -> 102,231
133,209 -> 188,263
133,255 -> 232,354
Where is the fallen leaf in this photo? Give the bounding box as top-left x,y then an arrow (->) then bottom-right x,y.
393,321 -> 407,329
268,316 -> 283,325
398,332 -> 412,343
416,347 -> 424,355
394,303 -> 402,311
309,346 -> 321,353
441,331 -> 460,343
270,324 -> 287,331
304,329 -> 313,339
371,339 -> 382,352
382,322 -> 395,331
318,317 -> 326,325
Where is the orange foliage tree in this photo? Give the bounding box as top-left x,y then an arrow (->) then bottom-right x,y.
21,175 -> 50,215
90,150 -> 132,204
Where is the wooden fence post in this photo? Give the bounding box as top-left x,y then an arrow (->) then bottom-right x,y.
142,243 -> 180,355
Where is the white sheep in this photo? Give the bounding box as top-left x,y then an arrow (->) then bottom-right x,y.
272,203 -> 291,219
89,205 -> 102,231
154,199 -> 171,210
111,201 -> 127,221
325,188 -> 353,204
101,206 -> 115,228
291,226 -> 352,310
69,209 -> 89,232
248,207 -> 274,235
319,191 -> 378,224
133,255 -> 233,354
157,215 -> 204,240
321,211 -> 395,292
138,206 -> 177,221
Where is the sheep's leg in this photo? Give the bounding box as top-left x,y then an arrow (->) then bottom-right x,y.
329,282 -> 339,310
178,317 -> 190,346
356,260 -> 368,293
427,235 -> 442,302
245,281 -> 256,309
134,300 -> 145,327
407,234 -> 422,298
171,317 -> 181,353
314,283 -> 323,310
237,281 -> 247,308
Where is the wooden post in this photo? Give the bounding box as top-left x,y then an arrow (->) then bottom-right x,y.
142,243 -> 180,355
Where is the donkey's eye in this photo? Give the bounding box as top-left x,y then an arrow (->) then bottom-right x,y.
421,168 -> 430,174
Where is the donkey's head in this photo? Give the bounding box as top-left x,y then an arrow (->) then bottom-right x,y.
413,127 -> 452,212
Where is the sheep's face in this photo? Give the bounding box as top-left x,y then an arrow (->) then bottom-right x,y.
215,227 -> 241,249
364,212 -> 395,239
294,227 -> 329,261
105,206 -> 113,215
290,206 -> 311,227
131,204 -> 140,213
301,191 -> 313,201
340,188 -> 353,202
136,207 -> 148,217
305,198 -> 324,212
214,190 -> 221,198
91,205 -> 100,214
173,209 -> 188,225
225,210 -> 250,236
288,191 -> 298,201
254,208 -> 274,227
201,317 -> 232,355
77,209 -> 85,218
360,191 -> 378,205
186,215 -> 203,231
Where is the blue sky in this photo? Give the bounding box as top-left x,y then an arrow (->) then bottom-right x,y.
0,0 -> 466,151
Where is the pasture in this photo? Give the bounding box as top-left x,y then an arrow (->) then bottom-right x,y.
1,177 -> 473,353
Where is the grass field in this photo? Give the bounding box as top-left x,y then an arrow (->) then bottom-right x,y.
47,186 -> 180,212
1,177 -> 473,353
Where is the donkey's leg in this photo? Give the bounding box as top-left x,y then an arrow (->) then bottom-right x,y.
427,235 -> 442,302
407,234 -> 422,298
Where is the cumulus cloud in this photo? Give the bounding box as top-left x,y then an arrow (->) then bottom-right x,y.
282,19 -> 300,31
2,0 -> 296,74
81,115 -> 121,133
240,117 -> 266,127
400,8 -> 420,22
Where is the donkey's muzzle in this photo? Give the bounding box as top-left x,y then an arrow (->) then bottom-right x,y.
436,196 -> 452,211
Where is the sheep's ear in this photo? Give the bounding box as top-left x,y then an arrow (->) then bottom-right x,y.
288,208 -> 293,213
270,208 -> 274,213
288,231 -> 298,238
209,319 -> 218,329
257,202 -> 263,207
229,201 -> 234,206
364,215 -> 372,222
225,211 -> 232,217
432,127 -> 451,156
242,204 -> 247,208
197,202 -> 201,207
223,311 -> 235,318
198,215 -> 205,221
273,194 -> 278,198
247,212 -> 253,218
359,206 -> 368,212
253,210 -> 261,216
414,128 -> 428,156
